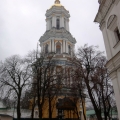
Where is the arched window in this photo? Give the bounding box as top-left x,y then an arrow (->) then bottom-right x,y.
56,19 -> 60,29
68,45 -> 71,55
64,18 -> 66,29
56,42 -> 61,54
45,44 -> 48,53
50,19 -> 52,29
107,15 -> 120,44
107,15 -> 117,29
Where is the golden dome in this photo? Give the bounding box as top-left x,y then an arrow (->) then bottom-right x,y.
50,0 -> 63,9
55,0 -> 61,4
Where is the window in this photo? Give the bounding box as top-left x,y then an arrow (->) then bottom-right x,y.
45,44 -> 48,53
64,18 -> 66,29
68,45 -> 71,55
57,109 -> 63,119
107,15 -> 120,46
114,27 -> 120,42
56,19 -> 60,29
56,42 -> 61,54
35,111 -> 38,118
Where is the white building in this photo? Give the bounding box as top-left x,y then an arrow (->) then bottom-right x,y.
94,0 -> 120,119
0,100 -> 31,119
0,100 -> 13,120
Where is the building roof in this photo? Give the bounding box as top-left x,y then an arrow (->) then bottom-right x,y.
86,110 -> 96,116
86,110 -> 118,117
56,97 -> 75,110
0,108 -> 9,110
0,114 -> 13,117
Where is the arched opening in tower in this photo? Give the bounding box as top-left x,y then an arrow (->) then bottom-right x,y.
56,19 -> 60,29
56,42 -> 61,54
45,44 -> 49,53
68,45 -> 71,55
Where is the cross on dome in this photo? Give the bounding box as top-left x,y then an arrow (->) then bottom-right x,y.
55,0 -> 60,4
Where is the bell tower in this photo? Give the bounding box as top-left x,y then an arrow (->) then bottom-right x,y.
39,0 -> 76,57
46,0 -> 69,31
37,1 -> 84,119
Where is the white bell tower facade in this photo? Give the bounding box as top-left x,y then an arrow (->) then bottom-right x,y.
39,0 -> 76,57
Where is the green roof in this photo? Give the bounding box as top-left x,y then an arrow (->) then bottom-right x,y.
0,114 -> 13,117
86,110 -> 96,116
86,110 -> 118,117
0,108 -> 9,110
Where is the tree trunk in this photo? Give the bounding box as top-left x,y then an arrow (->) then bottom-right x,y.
79,88 -> 86,120
37,83 -> 42,119
81,99 -> 86,120
85,81 -> 102,120
74,104 -> 80,119
48,93 -> 52,119
31,95 -> 36,119
17,95 -> 21,120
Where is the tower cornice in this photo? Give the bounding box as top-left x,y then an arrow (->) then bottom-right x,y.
46,7 -> 70,18
39,28 -> 76,44
94,0 -> 119,25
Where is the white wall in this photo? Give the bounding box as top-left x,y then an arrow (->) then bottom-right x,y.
100,1 -> 120,119
0,109 -> 31,118
102,1 -> 120,60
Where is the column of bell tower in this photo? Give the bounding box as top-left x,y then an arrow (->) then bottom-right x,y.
46,15 -> 69,31
60,15 -> 64,28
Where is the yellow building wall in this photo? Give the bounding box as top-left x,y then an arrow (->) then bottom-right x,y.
29,96 -> 86,119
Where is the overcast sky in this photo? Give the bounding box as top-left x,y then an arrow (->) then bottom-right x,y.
0,0 -> 105,61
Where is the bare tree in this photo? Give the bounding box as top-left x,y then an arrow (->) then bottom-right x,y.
46,66 -> 64,119
72,44 -> 114,120
0,55 -> 32,120
71,69 -> 87,120
27,51 -> 62,119
20,86 -> 36,119
21,90 -> 32,109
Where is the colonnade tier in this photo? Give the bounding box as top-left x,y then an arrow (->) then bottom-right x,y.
46,15 -> 69,32
45,3 -> 70,32
41,39 -> 75,55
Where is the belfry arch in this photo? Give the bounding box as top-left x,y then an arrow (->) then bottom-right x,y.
56,41 -> 61,54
